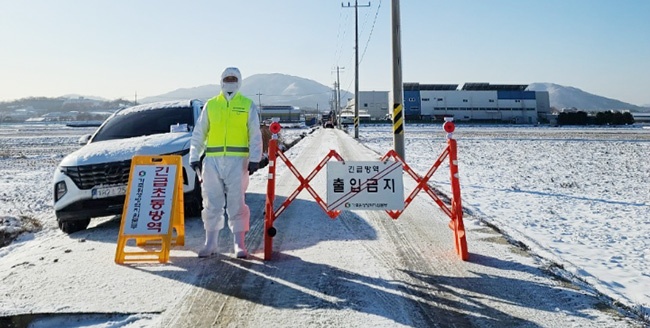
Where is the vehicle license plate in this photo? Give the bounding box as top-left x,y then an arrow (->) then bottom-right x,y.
91,185 -> 127,199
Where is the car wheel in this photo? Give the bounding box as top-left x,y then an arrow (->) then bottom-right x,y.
58,218 -> 91,234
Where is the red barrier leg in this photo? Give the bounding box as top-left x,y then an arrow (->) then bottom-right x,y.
448,138 -> 468,261
263,124 -> 281,260
264,208 -> 274,260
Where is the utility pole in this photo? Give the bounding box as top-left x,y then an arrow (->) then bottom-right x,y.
342,1 -> 370,139
256,92 -> 264,124
334,66 -> 344,129
256,92 -> 263,108
134,91 -> 138,105
391,0 -> 405,160
332,82 -> 338,125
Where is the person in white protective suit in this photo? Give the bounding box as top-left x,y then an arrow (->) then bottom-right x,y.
189,67 -> 263,258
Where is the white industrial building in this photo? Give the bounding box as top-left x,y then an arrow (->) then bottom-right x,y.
343,91 -> 390,121
339,84 -> 550,124
404,83 -> 550,124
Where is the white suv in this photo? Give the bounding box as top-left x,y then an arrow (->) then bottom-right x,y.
53,99 -> 205,234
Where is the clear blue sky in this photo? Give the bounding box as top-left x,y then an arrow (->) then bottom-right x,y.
1,0 -> 649,105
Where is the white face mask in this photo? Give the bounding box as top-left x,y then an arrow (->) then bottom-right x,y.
222,82 -> 238,94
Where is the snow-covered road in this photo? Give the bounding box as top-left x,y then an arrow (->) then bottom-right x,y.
0,124 -> 644,327
160,128 -> 640,327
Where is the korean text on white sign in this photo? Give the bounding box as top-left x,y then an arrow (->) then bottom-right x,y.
326,161 -> 404,211
123,165 -> 176,235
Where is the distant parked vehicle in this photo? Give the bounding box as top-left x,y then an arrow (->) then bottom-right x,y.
52,99 -> 205,234
340,115 -> 353,126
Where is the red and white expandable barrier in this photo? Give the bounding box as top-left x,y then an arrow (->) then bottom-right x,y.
263,119 -> 468,261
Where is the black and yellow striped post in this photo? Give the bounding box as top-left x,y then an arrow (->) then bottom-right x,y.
354,115 -> 359,134
392,102 -> 404,159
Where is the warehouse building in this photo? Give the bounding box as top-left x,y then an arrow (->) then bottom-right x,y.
343,91 -> 390,121
403,82 -> 550,124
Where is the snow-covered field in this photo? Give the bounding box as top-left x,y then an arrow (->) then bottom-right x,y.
1,122 -> 649,326
358,123 -> 650,319
0,123 -> 97,240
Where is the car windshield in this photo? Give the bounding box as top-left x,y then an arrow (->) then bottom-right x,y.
92,106 -> 194,142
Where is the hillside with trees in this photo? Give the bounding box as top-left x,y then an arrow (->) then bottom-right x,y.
0,97 -> 135,122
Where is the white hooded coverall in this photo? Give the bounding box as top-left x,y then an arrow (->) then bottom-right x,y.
189,67 -> 263,235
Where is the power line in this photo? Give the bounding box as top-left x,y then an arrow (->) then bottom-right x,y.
334,8 -> 351,66
360,0 -> 382,64
339,1 -> 379,101
339,0 -> 381,99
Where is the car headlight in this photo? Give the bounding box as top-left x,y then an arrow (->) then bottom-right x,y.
55,181 -> 67,202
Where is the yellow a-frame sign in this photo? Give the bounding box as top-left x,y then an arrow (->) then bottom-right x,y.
115,155 -> 185,264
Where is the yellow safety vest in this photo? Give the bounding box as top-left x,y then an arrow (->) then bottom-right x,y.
205,92 -> 252,157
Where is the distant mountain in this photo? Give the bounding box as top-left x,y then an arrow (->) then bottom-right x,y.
527,83 -> 649,112
139,85 -> 219,104
140,73 -> 353,110
12,78 -> 645,114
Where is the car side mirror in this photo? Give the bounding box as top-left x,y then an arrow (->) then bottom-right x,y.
78,134 -> 91,145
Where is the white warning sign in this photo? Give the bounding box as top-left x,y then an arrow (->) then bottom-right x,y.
326,161 -> 404,211
123,164 -> 176,235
